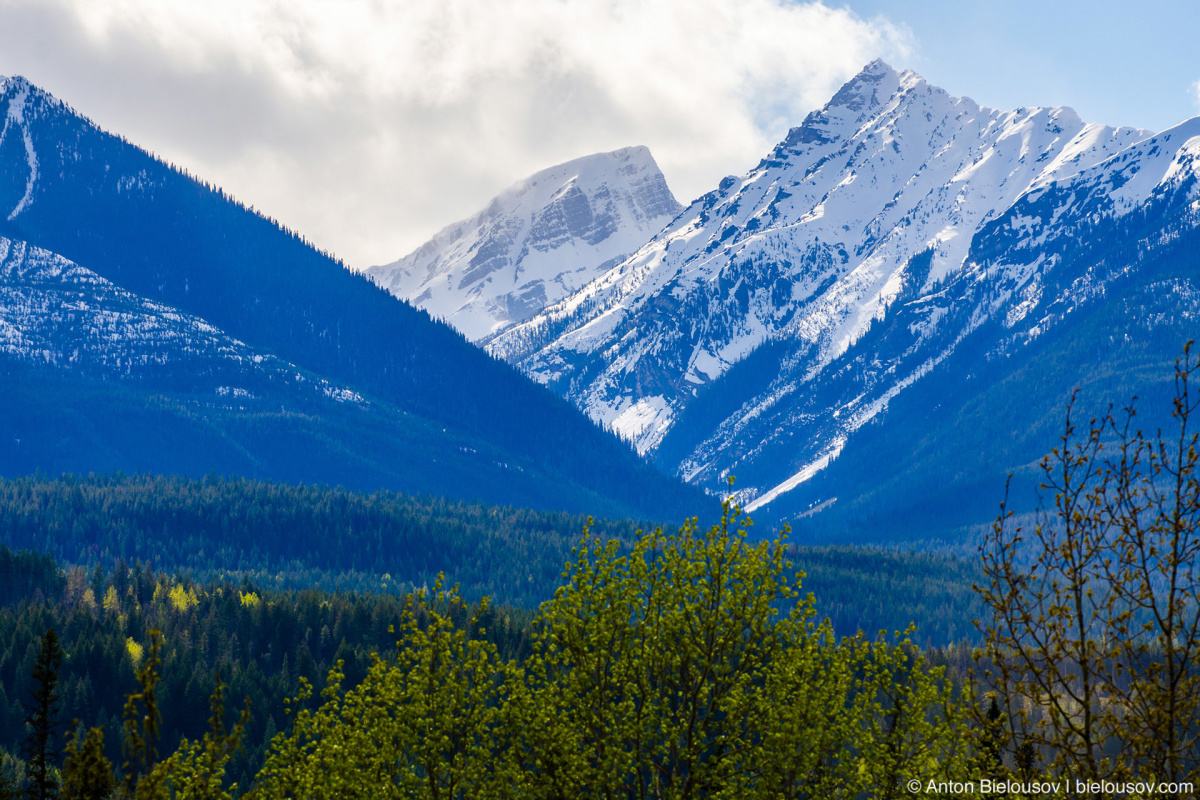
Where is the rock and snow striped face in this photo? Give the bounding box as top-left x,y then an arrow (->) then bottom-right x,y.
366,146 -> 683,342
1,77 -> 43,223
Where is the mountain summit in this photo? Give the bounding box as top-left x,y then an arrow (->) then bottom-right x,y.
487,61 -> 1200,530
367,146 -> 682,341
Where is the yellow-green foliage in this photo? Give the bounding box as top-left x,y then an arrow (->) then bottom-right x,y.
61,726 -> 115,800
153,579 -> 201,613
168,584 -> 199,613
125,637 -> 144,668
243,496 -> 967,799
239,591 -> 260,608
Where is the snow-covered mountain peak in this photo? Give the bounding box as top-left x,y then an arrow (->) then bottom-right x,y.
772,60 -> 904,154
366,145 -> 683,341
487,62 -> 1173,469
1,76 -> 57,119
824,58 -> 902,114
2,76 -> 32,120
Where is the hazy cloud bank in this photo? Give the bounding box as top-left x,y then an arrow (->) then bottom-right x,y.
0,0 -> 910,266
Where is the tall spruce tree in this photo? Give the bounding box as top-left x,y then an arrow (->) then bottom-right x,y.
22,628 -> 63,800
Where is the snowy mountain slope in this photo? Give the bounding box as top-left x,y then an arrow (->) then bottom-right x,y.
766,187 -> 1200,540
0,77 -> 41,222
488,60 -> 1200,514
0,233 -> 364,405
0,231 -> 683,509
673,117 -> 1200,514
366,147 -> 682,341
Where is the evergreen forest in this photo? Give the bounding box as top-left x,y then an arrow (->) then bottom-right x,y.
4,352 -> 1200,797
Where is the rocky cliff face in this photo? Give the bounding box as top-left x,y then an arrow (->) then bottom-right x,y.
366,146 -> 682,341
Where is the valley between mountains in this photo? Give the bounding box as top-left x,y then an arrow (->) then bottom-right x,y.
4,60 -> 1200,543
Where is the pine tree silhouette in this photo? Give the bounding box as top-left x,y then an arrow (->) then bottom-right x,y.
22,628 -> 63,800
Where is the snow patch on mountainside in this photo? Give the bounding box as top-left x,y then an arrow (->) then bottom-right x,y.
0,78 -> 40,220
744,437 -> 845,513
367,146 -> 682,341
0,235 -> 367,406
611,395 -> 673,443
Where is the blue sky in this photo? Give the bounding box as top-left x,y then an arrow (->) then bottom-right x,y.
0,0 -> 1196,266
848,0 -> 1200,133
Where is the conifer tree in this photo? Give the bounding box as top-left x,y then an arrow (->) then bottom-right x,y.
60,728 -> 114,800
22,628 -> 63,800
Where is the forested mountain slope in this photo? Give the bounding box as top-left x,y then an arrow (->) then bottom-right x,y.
0,76 -> 710,521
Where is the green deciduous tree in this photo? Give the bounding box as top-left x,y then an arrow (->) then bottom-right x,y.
515,502 -> 799,799
250,585 -> 510,800
228,490 -> 964,798
503,494 -> 966,799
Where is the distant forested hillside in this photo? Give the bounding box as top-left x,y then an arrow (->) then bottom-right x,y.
0,473 -> 637,608
0,473 -> 985,638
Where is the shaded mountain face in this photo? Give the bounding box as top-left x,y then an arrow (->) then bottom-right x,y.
0,236 -> 355,396
0,76 -> 712,522
487,60 -> 1200,531
367,146 -> 682,341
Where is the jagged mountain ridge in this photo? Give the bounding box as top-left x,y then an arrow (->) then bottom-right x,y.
0,75 -> 712,522
773,182 -> 1200,540
487,60 -> 1200,518
367,146 -> 682,341
676,115 -> 1200,515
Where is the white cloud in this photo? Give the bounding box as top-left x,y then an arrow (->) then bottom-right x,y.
0,0 -> 910,266
1193,78 -> 1200,114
